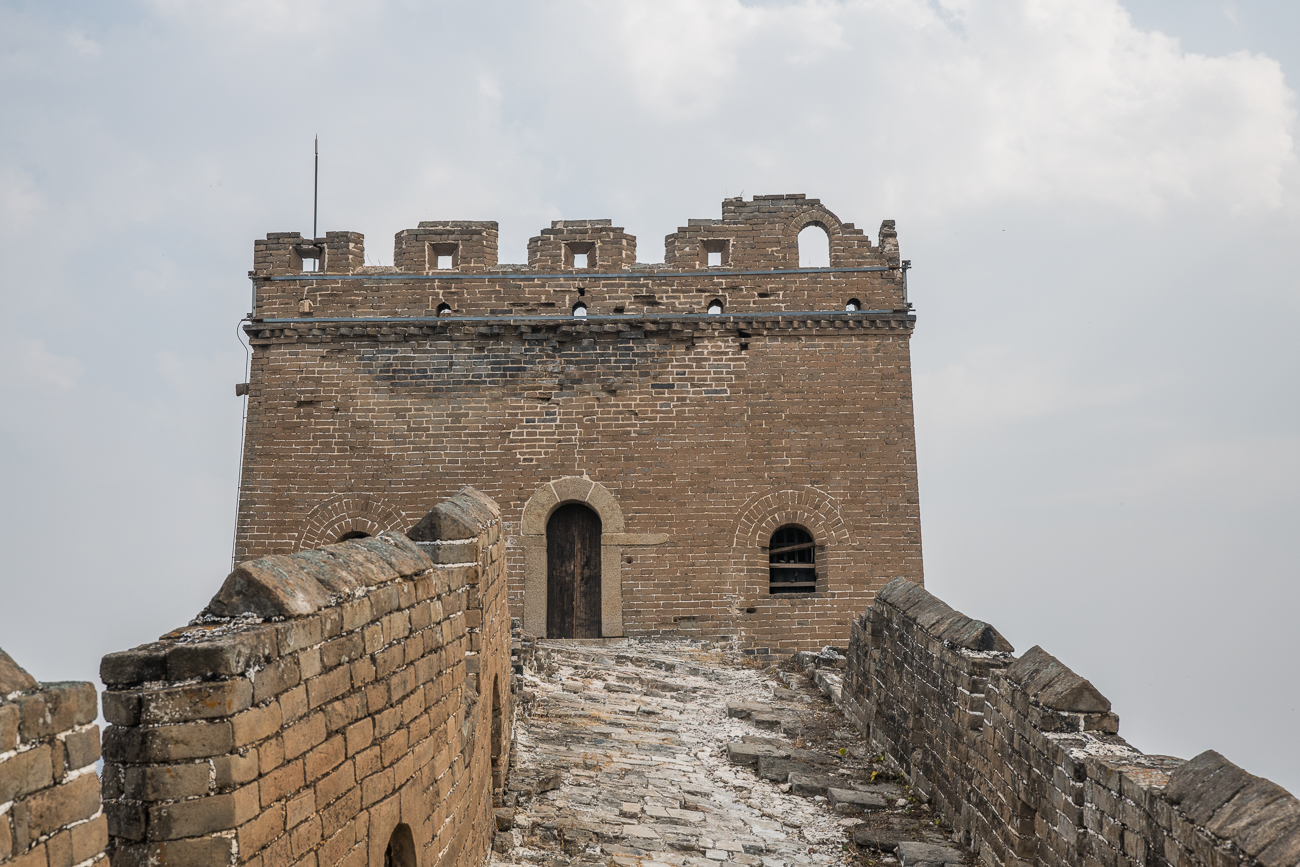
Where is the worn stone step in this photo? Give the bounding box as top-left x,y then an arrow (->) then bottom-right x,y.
827,787 -> 887,812
787,772 -> 844,796
897,841 -> 965,866
725,700 -> 771,719
726,742 -> 787,768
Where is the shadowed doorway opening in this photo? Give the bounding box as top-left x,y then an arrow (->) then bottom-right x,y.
546,503 -> 602,638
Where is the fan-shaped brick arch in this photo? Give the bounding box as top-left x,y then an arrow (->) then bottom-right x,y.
729,486 -> 851,597
296,493 -> 410,550
785,205 -> 845,239
783,204 -> 882,270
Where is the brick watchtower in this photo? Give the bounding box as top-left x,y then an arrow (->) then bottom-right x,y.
235,194 -> 922,655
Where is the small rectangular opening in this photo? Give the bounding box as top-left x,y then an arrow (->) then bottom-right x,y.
702,238 -> 730,267
565,241 -> 595,270
291,244 -> 324,273
429,242 -> 459,270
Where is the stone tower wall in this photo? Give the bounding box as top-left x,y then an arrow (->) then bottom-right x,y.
235,195 -> 922,654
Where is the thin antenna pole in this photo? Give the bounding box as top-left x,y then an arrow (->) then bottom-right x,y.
312,135 -> 319,241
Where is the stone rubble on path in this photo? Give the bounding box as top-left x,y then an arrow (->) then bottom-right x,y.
490,639 -> 972,867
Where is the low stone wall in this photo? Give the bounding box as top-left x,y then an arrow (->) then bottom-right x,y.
0,649 -> 105,867
843,578 -> 1300,867
100,487 -> 511,867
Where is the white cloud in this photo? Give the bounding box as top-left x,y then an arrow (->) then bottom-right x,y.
597,0 -> 1296,214
7,338 -> 86,390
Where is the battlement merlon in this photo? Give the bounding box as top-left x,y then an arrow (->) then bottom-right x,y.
252,231 -> 364,274
527,220 -> 637,271
396,221 -> 499,272
249,196 -> 901,277
666,197 -> 895,269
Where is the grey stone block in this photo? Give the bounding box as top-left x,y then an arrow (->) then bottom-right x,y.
166,629 -> 278,680
896,841 -> 964,866
725,742 -> 787,768
828,787 -> 888,812
101,644 -> 170,687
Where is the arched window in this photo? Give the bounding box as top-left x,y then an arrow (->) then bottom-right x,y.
707,299 -> 724,315
572,302 -> 588,318
798,224 -> 830,268
845,298 -> 860,312
384,824 -> 416,867
435,302 -> 451,317
337,530 -> 371,542
769,525 -> 816,594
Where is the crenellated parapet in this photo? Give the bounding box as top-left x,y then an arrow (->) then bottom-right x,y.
246,195 -> 907,321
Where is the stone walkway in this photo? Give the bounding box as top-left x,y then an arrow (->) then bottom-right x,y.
490,639 -> 970,867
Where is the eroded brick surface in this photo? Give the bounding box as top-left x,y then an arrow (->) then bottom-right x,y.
493,639 -> 967,867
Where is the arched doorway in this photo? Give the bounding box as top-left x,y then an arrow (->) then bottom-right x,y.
384,824 -> 416,867
546,503 -> 602,638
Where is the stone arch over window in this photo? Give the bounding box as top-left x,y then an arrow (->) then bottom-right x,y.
519,476 -> 666,638
297,493 -> 409,551
729,486 -> 850,603
784,205 -> 846,268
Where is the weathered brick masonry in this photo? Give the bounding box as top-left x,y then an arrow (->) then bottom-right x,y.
0,651 -> 106,867
841,579 -> 1300,867
235,194 -> 923,654
99,488 -> 512,867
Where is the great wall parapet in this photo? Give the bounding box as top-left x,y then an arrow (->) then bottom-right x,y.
0,651 -> 106,867
97,488 -> 512,867
842,578 -> 1300,867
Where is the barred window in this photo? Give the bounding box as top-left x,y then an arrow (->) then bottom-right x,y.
768,526 -> 816,594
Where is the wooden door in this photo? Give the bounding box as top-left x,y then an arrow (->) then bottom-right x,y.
546,504 -> 602,638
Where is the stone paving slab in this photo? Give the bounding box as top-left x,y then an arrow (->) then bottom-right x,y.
491,639 -> 971,867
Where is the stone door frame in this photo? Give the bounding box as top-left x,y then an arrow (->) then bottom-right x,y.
520,476 -> 666,637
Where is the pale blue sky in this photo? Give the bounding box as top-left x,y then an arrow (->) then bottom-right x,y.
1,0 -> 1297,792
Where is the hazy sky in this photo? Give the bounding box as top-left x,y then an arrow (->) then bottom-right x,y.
1,1 -> 1297,792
